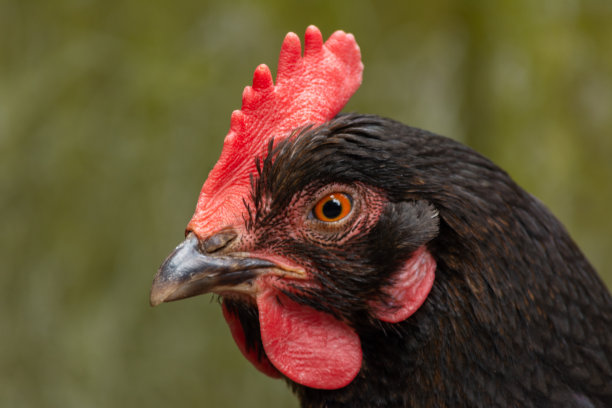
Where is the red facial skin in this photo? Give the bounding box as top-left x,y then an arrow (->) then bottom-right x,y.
183,27 -> 435,390
213,183 -> 436,389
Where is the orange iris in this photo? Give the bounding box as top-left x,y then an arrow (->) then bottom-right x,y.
313,193 -> 352,222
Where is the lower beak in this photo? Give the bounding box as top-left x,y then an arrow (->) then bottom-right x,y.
150,233 -> 275,306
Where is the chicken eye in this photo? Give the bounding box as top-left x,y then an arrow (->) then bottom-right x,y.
313,193 -> 352,222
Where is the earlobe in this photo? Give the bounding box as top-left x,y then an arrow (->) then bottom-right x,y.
369,246 -> 436,323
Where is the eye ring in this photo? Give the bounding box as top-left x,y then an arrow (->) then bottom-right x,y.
312,193 -> 353,222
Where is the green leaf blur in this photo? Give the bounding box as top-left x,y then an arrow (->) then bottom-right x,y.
2,1 -> 611,407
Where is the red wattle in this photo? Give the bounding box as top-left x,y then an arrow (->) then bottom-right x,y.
257,285 -> 362,390
221,302 -> 281,378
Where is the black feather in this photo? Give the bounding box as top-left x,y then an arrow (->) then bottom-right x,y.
239,113 -> 612,407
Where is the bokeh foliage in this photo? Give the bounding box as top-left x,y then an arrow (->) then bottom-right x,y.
1,1 -> 611,407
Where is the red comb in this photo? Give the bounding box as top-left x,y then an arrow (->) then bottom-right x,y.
187,26 -> 363,238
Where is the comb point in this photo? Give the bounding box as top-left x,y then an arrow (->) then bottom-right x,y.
326,31 -> 362,77
241,86 -> 257,110
304,25 -> 323,56
326,30 -> 350,53
252,64 -> 274,91
278,32 -> 302,82
230,110 -> 246,135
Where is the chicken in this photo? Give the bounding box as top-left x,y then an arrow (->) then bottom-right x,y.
150,26 -> 612,407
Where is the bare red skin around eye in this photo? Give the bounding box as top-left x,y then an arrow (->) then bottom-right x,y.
218,186 -> 434,389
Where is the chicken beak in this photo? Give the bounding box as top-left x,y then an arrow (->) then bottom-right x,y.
150,233 -> 276,306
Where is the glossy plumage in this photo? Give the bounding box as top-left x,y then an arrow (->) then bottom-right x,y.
230,113 -> 612,407
150,27 -> 612,407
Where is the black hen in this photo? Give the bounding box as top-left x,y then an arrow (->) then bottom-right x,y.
150,27 -> 612,408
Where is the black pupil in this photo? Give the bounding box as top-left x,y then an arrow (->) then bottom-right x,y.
322,198 -> 343,219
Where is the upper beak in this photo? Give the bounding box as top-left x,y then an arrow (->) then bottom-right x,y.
150,233 -> 276,306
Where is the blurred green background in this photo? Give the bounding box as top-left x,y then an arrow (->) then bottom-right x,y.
2,1 -> 611,407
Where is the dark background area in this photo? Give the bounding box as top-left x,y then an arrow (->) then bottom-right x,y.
2,1 -> 611,407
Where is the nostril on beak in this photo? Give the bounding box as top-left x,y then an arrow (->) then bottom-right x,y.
202,230 -> 238,253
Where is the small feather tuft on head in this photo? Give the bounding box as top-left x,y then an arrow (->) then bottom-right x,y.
187,26 -> 363,239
